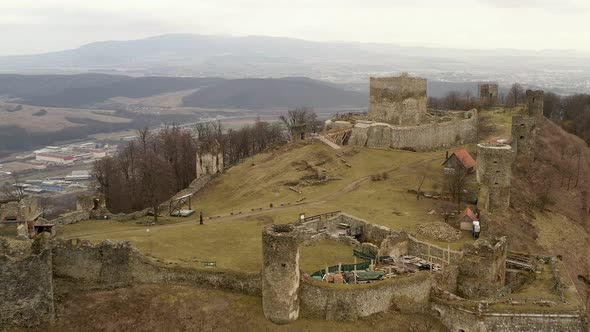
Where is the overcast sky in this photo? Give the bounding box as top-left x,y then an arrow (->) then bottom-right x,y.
1,0 -> 589,56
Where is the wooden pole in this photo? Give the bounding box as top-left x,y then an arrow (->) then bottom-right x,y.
325,263 -> 329,283
354,257 -> 357,284
447,244 -> 451,265
428,244 -> 432,273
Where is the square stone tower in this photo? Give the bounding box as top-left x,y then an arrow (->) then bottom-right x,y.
369,75 -> 427,125
479,83 -> 499,106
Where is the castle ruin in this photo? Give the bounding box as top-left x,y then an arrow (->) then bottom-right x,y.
369,75 -> 427,125
479,83 -> 499,106
262,224 -> 301,324
1,212 -> 586,331
196,142 -> 223,179
511,89 -> 544,159
476,143 -> 515,212
525,90 -> 544,122
325,75 -> 479,152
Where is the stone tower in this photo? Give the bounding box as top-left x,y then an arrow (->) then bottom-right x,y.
196,141 -> 223,180
476,143 -> 514,212
525,90 -> 544,121
479,83 -> 499,106
457,237 -> 507,299
369,75 -> 427,125
511,115 -> 537,158
262,224 -> 300,324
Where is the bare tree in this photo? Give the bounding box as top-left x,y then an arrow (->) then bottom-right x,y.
505,83 -> 525,107
444,166 -> 469,210
0,174 -> 25,201
280,107 -> 322,140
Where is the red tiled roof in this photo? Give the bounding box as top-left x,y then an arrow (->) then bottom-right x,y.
453,148 -> 476,169
459,207 -> 477,221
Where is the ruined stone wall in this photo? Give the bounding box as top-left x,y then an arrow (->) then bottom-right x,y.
476,143 -> 514,212
0,196 -> 41,222
303,213 -> 464,265
511,115 -> 537,158
526,90 -> 544,122
369,76 -> 427,125
480,83 -> 499,106
456,237 -> 507,299
348,110 -> 478,152
51,239 -> 261,296
0,238 -> 54,329
299,272 -> 432,321
431,302 -> 586,332
196,151 -> 223,179
51,210 -> 91,226
433,265 -> 459,293
262,224 -> 300,324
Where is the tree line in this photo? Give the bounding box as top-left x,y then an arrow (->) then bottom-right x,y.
427,83 -> 527,111
93,108 -> 319,216
543,92 -> 590,145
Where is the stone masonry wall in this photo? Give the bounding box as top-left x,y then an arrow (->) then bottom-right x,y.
0,238 -> 54,329
480,83 -> 499,106
299,272 -> 432,321
51,239 -> 261,295
369,76 -> 427,125
511,115 -> 537,158
476,143 -> 514,212
456,237 -> 508,299
302,213 -> 464,264
431,302 -> 586,332
349,110 -> 478,152
196,151 -> 223,179
262,224 -> 301,324
526,90 -> 544,122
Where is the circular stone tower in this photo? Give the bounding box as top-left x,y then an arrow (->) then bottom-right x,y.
262,224 -> 300,324
476,143 -> 514,212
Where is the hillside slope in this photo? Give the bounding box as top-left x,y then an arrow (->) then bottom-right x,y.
24,77 -> 225,108
0,73 -> 128,98
182,77 -> 367,110
488,118 -> 590,313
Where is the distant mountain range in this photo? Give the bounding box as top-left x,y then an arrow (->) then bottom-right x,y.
0,73 -> 490,110
1,34 -> 588,94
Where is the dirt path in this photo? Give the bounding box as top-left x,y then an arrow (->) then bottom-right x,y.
72,157 -> 436,239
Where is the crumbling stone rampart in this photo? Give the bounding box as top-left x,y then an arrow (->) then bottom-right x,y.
51,238 -> 261,295
431,301 -> 585,332
348,110 -> 478,152
196,150 -> 223,179
456,237 -> 507,299
476,143 -> 514,212
0,236 -> 54,329
262,224 -> 301,324
369,75 -> 427,125
299,272 -> 432,320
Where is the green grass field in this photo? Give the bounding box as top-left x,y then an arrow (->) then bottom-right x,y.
62,113 -> 524,272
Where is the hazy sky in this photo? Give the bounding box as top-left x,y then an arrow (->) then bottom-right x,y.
1,0 -> 589,55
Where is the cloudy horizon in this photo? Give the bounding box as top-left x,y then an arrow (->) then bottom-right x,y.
1,0 -> 589,56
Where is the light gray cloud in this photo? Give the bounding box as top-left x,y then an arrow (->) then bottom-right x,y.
0,0 -> 589,55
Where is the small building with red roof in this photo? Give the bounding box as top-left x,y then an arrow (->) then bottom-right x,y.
442,148 -> 476,173
458,207 -> 478,231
